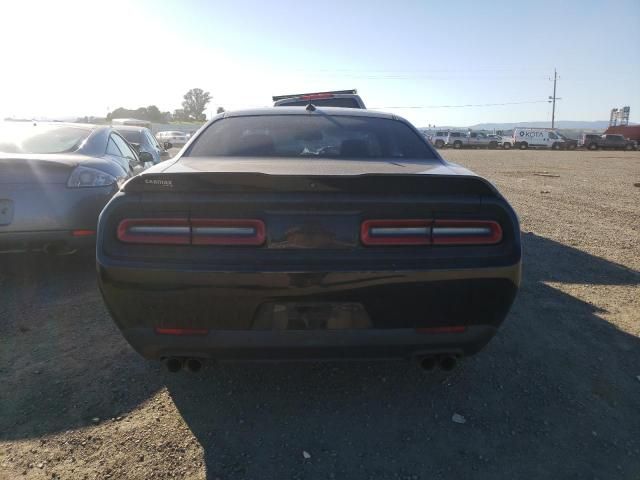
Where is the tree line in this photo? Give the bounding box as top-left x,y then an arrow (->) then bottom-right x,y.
106,88 -> 221,123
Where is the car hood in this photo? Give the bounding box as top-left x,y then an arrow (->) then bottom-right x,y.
151,156 -> 478,177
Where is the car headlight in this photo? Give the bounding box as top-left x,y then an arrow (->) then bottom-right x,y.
67,166 -> 121,188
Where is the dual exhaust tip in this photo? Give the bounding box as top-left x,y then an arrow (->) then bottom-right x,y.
417,354 -> 458,372
164,357 -> 203,373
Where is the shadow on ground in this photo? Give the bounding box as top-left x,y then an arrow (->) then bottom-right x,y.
0,253 -> 163,440
1,234 -> 638,478
164,232 -> 640,479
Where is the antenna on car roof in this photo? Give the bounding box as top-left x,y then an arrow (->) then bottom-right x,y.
306,103 -> 316,112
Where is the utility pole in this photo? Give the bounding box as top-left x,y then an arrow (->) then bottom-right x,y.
548,69 -> 561,129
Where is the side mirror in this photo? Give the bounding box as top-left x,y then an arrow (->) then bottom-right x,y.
164,142 -> 173,150
138,151 -> 154,164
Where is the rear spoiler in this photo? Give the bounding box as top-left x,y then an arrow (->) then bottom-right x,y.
123,172 -> 500,197
272,89 -> 357,102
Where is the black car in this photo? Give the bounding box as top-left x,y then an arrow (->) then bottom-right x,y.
582,134 -> 636,151
0,122 -> 143,254
97,107 -> 521,372
114,125 -> 171,164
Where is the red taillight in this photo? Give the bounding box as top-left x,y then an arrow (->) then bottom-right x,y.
117,218 -> 191,245
432,220 -> 502,245
116,218 -> 265,246
416,326 -> 467,334
155,327 -> 209,336
360,219 -> 502,246
71,229 -> 95,237
361,219 -> 432,246
301,93 -> 334,100
191,219 -> 265,246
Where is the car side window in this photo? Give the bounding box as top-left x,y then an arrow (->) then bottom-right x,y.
549,132 -> 558,139
111,134 -> 137,161
107,138 -> 122,156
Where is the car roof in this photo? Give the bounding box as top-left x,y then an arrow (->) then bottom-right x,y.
222,106 -> 397,120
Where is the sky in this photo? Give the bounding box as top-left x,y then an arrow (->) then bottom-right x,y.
1,0 -> 639,127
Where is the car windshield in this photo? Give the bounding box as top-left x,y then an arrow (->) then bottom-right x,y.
0,124 -> 91,154
187,115 -> 436,160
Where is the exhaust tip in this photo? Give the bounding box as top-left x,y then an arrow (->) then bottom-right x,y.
184,358 -> 203,373
165,357 -> 183,373
439,355 -> 458,372
419,356 -> 437,371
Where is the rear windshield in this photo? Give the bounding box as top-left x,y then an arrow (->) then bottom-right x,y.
187,115 -> 436,160
0,124 -> 91,154
277,98 -> 361,108
117,130 -> 141,144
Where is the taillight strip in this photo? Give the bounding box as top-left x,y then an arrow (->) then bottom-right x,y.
361,219 -> 502,246
432,220 -> 502,245
117,218 -> 191,245
361,220 -> 432,246
117,218 -> 265,246
191,219 -> 265,246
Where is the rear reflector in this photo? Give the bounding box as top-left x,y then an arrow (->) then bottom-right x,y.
361,219 -> 502,246
155,327 -> 209,336
432,220 -> 502,245
117,218 -> 265,246
415,326 -> 467,334
71,229 -> 95,237
191,219 -> 265,246
361,220 -> 432,246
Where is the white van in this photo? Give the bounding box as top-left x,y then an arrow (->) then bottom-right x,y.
511,128 -> 575,150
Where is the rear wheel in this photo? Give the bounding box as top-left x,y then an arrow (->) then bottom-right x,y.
489,141 -> 498,149
435,139 -> 444,148
552,142 -> 560,150
624,144 -> 633,151
587,143 -> 598,151
453,141 -> 463,149
568,143 -> 576,150
502,142 -> 511,150
519,142 -> 528,150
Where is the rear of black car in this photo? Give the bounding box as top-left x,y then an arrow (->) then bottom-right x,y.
97,110 -> 521,365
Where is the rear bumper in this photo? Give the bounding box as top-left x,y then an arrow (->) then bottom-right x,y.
122,325 -> 498,361
0,183 -> 115,252
98,263 -> 520,360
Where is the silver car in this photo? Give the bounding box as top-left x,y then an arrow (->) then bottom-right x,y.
0,122 -> 144,254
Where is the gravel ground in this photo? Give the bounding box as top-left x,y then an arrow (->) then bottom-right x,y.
1,149 -> 639,480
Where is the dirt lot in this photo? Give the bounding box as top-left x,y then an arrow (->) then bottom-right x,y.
1,149 -> 639,480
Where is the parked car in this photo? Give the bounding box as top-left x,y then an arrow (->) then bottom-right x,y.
156,131 -> 188,147
512,128 -> 577,150
446,131 -> 498,149
115,125 -> 171,164
427,130 -> 449,148
273,89 -> 366,109
97,107 -> 522,372
581,133 -> 636,151
0,122 -> 143,254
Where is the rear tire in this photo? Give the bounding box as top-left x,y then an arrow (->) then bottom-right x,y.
435,139 -> 444,148
624,144 -> 633,151
587,143 -> 598,151
552,143 -> 560,150
568,143 -> 576,150
453,141 -> 463,149
489,141 -> 498,149
519,142 -> 528,150
502,142 -> 511,150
